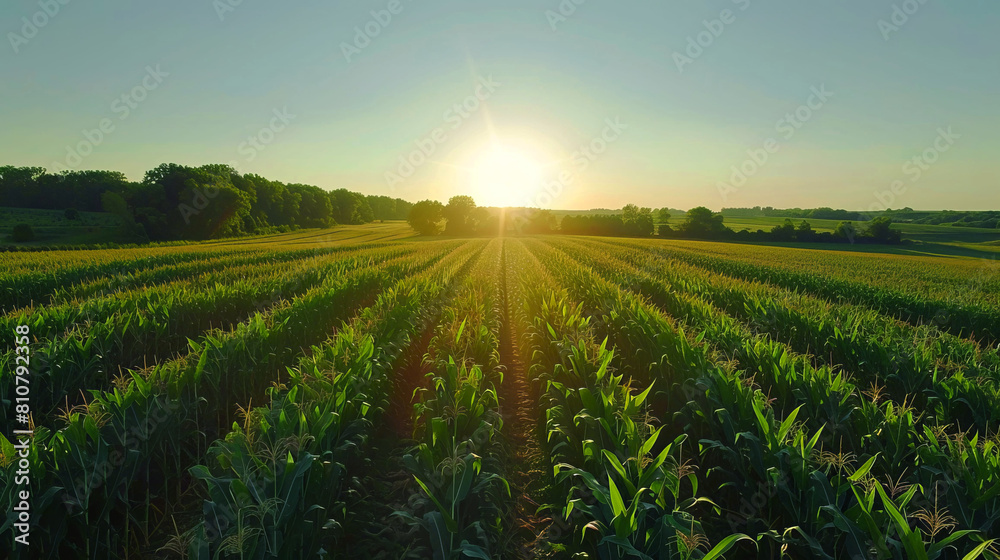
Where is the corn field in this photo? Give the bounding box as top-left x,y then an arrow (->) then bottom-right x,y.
2,233 -> 999,559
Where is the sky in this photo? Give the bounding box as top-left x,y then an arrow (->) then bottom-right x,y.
1,0 -> 998,211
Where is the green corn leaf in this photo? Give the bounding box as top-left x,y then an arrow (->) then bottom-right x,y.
701,533 -> 756,560
962,540 -> 997,560
608,474 -> 626,518
848,454 -> 879,482
414,476 -> 458,534
928,530 -> 982,556
458,541 -> 492,559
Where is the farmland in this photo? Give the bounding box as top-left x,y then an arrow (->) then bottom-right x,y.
714,217 -> 1000,260
2,230 -> 1000,559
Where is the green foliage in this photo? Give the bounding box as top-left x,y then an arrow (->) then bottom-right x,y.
10,223 -> 34,242
677,206 -> 728,239
2,235 -> 999,560
523,208 -> 557,234
0,164 -> 408,242
443,195 -> 480,236
409,199 -> 445,235
621,204 -> 655,236
770,218 -> 796,241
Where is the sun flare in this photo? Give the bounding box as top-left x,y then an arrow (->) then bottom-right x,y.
469,145 -> 544,208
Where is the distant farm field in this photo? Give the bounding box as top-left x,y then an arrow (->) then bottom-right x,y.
719,216 -> 1000,258
2,231 -> 999,559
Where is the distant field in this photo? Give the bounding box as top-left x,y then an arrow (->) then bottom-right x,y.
0,207 -> 123,245
0,205 -> 415,248
716,215 -> 1000,258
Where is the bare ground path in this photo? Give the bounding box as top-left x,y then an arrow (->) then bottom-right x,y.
337,242 -> 485,559
498,240 -> 555,560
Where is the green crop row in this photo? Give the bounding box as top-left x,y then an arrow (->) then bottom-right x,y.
553,238 -> 1000,434
608,239 -> 1000,345
0,245 -> 418,429
0,247 -> 260,310
513,240 -> 753,560
525,238 -> 998,559
178,240 -> 484,559
395,239 -> 510,559
0,241 -> 461,558
545,238 -> 1000,554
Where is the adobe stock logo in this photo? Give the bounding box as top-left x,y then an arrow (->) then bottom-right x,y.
545,0 -> 588,31
878,0 -> 933,41
672,0 -> 751,73
341,0 -> 413,63
50,65 -> 170,174
8,0 -> 73,54
384,75 -> 501,189
868,127 -> 959,213
717,84 -> 834,202
523,117 -> 627,209
237,108 -> 296,163
213,0 -> 248,22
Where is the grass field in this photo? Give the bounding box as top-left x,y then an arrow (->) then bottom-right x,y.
0,207 -> 125,246
2,230 -> 999,559
718,216 -> 1000,259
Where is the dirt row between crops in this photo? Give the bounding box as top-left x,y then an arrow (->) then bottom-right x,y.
338,242 -> 485,559
498,240 -> 559,560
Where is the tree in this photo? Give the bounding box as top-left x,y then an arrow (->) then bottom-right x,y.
834,221 -> 857,243
288,184 -> 334,228
0,166 -> 46,208
862,216 -> 901,244
677,207 -> 729,238
443,195 -> 478,236
795,220 -> 815,242
621,204 -> 654,236
770,219 -> 796,241
408,200 -> 444,235
656,208 -> 671,225
11,223 -> 34,242
471,206 -> 495,235
64,208 -> 80,220
365,195 -> 412,221
102,191 -> 150,242
0,162 -> 392,242
330,188 -> 373,225
246,174 -> 294,227
524,209 -> 556,234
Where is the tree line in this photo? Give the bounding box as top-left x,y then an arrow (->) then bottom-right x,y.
409,198 -> 902,245
724,205 -> 1000,230
0,164 -> 413,241
721,206 -> 869,221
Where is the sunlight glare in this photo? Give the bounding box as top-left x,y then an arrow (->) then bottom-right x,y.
469,145 -> 543,208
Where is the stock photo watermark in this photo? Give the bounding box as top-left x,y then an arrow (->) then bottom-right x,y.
672,0 -> 751,73
717,84 -> 834,203
237,107 -> 296,163
522,117 -> 627,209
7,0 -> 73,54
545,0 -> 590,31
878,0 -> 933,41
341,0 -> 413,63
384,75 -> 501,189
50,65 -> 169,175
868,126 -> 959,212
178,107 -> 296,224
213,0 -> 248,22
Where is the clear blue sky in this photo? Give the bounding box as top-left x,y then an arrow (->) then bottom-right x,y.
2,0 -> 997,210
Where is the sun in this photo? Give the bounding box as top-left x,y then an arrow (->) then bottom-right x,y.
469,145 -> 544,208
